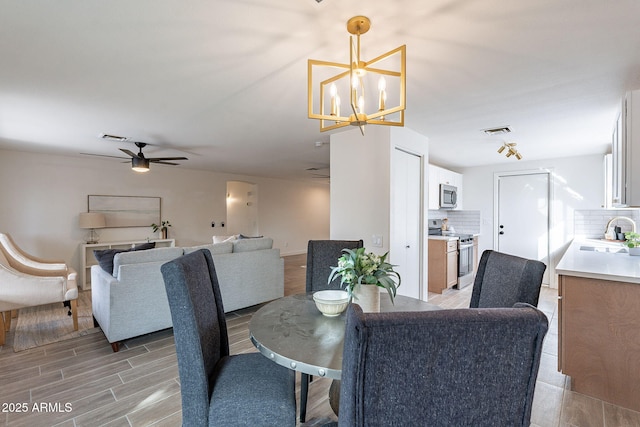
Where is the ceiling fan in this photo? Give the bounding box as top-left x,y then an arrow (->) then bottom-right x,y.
82,141 -> 188,172
120,142 -> 188,173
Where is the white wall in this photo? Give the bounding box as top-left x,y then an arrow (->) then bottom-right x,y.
226,181 -> 259,236
330,127 -> 392,247
330,126 -> 429,298
461,154 -> 605,287
0,149 -> 329,274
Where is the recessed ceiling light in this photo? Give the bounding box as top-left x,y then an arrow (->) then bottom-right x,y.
483,126 -> 511,135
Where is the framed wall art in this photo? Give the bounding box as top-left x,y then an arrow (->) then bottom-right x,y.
88,195 -> 161,228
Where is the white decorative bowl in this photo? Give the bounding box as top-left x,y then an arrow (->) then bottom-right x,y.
313,290 -> 350,317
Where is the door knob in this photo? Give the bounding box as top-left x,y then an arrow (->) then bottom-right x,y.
406,245 -> 410,248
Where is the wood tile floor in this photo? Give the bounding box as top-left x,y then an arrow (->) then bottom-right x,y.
0,253 -> 638,426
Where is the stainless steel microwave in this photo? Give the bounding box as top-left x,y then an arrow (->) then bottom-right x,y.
439,184 -> 458,209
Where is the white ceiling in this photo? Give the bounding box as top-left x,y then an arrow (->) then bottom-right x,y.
1,1 -> 639,179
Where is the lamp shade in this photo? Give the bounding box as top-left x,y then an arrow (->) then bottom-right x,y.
79,212 -> 106,229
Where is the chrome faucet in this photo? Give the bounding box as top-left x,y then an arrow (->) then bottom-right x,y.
604,216 -> 637,239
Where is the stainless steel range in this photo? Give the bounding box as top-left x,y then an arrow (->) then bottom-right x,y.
428,219 -> 475,288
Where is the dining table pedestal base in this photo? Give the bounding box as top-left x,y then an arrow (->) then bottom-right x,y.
329,379 -> 341,416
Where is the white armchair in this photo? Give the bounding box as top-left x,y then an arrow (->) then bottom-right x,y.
0,233 -> 78,345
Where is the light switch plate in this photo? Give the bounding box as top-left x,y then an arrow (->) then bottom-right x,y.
371,235 -> 383,247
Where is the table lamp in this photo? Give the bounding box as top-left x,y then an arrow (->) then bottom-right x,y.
79,212 -> 106,244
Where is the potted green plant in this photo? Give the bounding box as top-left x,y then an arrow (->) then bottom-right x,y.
624,231 -> 640,256
151,221 -> 172,239
328,247 -> 401,311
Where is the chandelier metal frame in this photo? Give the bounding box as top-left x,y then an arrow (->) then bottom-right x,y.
308,16 -> 406,135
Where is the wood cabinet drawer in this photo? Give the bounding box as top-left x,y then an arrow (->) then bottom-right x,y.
446,240 -> 457,252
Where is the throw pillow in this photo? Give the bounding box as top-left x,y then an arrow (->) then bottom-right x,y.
213,235 -> 238,244
239,234 -> 264,239
134,242 -> 156,251
94,242 -> 157,274
94,248 -> 129,274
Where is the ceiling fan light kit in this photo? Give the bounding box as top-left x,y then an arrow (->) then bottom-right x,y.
308,16 -> 406,135
131,156 -> 150,172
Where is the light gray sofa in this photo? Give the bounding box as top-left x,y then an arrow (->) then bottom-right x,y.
91,237 -> 284,351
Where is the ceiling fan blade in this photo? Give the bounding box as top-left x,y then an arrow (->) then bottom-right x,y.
151,160 -> 180,166
147,156 -> 188,161
80,152 -> 130,160
119,148 -> 137,157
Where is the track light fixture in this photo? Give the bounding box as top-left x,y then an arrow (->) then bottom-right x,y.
498,142 -> 522,160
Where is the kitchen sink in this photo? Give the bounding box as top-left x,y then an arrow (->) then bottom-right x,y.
579,245 -> 628,254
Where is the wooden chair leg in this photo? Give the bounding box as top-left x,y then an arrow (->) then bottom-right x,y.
71,299 -> 78,331
3,311 -> 11,331
0,312 -> 6,345
11,309 -> 18,318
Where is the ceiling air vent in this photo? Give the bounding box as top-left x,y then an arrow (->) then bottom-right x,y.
99,133 -> 129,142
482,126 -> 511,135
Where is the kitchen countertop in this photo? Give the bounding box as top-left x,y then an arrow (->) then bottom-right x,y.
428,235 -> 459,241
427,233 -> 480,241
556,238 -> 640,284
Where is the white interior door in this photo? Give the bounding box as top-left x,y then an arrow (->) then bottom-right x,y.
496,172 -> 550,284
392,149 -> 422,299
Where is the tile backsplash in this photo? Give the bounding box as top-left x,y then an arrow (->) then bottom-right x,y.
428,210 -> 481,234
574,209 -> 640,239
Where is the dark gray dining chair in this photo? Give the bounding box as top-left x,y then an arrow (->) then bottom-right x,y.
338,303 -> 548,426
305,239 -> 364,293
470,249 -> 546,308
161,249 -> 296,426
300,239 -> 363,422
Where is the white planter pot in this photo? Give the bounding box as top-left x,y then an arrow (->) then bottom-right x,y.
629,247 -> 640,256
351,284 -> 380,312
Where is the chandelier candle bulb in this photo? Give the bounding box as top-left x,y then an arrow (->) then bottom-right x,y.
330,83 -> 338,116
378,77 -> 386,111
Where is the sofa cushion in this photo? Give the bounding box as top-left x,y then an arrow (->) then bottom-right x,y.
112,247 -> 185,277
93,242 -> 157,275
232,237 -> 273,253
184,242 -> 233,256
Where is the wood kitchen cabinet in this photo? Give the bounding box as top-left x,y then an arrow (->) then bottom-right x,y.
558,274 -> 640,412
428,239 -> 458,294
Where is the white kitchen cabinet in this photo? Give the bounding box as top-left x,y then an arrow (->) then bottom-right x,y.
428,164 -> 463,209
611,89 -> 640,207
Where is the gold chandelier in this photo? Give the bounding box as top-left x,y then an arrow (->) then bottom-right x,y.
498,142 -> 522,160
308,16 -> 406,135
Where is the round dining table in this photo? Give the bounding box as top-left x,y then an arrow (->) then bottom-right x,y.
249,292 -> 441,380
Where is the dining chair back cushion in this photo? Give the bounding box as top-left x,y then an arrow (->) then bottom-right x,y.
161,249 -> 295,426
339,304 -> 548,427
470,250 -> 546,308
305,240 -> 363,293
